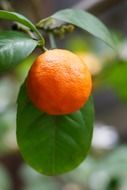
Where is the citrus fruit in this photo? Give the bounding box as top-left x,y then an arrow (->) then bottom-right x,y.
26,49 -> 92,115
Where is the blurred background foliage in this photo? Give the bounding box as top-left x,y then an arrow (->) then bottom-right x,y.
0,0 -> 127,190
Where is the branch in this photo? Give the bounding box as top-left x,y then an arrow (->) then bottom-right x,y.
0,0 -> 13,11
73,0 -> 103,10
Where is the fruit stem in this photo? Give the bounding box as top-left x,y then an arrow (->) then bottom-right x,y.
38,39 -> 48,52
35,29 -> 45,44
49,32 -> 57,49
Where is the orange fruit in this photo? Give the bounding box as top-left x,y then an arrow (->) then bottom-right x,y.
26,49 -> 92,115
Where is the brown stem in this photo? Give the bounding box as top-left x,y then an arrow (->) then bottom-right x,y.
0,0 -> 14,11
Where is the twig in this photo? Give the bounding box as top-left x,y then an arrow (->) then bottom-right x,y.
73,0 -> 103,10
49,33 -> 57,49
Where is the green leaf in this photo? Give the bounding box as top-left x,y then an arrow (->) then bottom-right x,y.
0,10 -> 43,40
51,9 -> 115,49
17,83 -> 94,176
0,31 -> 37,72
99,60 -> 127,101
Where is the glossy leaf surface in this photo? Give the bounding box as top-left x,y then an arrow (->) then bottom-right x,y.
17,83 -> 94,175
52,9 -> 115,49
0,31 -> 37,72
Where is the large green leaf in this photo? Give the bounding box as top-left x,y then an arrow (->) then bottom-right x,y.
17,83 -> 94,175
51,9 -> 115,49
0,10 -> 43,40
0,31 -> 37,72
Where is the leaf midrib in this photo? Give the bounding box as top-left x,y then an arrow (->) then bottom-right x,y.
51,116 -> 58,174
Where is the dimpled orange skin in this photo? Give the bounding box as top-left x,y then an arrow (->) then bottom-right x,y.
26,49 -> 92,115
